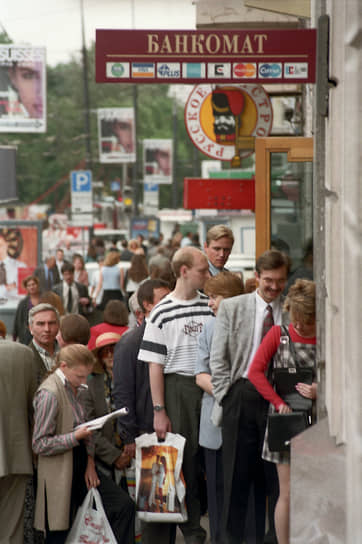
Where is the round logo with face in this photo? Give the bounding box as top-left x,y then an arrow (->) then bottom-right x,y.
184,84 -> 273,160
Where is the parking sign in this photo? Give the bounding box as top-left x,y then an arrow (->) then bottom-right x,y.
71,170 -> 93,226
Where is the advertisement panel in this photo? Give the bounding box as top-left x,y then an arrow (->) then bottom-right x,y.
0,45 -> 46,133
0,221 -> 42,299
143,139 -> 172,184
97,107 -> 136,163
130,216 -> 160,240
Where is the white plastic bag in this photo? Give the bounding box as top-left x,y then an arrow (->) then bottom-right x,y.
65,487 -> 117,543
135,432 -> 188,523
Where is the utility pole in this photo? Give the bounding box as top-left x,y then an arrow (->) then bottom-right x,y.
131,0 -> 139,216
80,0 -> 92,168
172,98 -> 178,208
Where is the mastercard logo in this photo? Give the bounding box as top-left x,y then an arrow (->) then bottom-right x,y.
233,63 -> 256,78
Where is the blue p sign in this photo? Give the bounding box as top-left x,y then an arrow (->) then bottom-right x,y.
71,170 -> 92,192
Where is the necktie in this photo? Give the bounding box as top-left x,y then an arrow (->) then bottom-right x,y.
0,262 -> 6,285
261,304 -> 274,340
67,287 -> 73,313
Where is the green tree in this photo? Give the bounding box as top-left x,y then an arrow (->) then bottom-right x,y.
0,40 -> 208,211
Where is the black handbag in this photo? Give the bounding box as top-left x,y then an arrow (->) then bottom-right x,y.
267,412 -> 310,452
273,326 -> 314,412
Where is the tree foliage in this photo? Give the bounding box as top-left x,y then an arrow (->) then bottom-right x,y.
0,40 -> 206,211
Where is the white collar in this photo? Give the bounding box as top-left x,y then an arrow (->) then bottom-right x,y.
255,289 -> 281,312
55,367 -> 88,390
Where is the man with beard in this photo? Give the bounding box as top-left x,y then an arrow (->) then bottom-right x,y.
210,250 -> 290,544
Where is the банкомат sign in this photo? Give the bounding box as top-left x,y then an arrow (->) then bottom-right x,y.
96,29 -> 316,85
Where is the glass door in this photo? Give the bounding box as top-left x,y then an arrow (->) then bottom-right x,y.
255,137 -> 313,274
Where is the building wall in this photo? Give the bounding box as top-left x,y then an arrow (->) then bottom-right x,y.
321,0 -> 362,540
196,0 -> 362,541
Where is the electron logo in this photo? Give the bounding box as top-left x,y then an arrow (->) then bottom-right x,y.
183,63 -> 206,78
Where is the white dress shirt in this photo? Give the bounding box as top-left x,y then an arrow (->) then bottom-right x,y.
243,290 -> 282,377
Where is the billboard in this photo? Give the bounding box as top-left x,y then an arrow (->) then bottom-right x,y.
0,221 -> 42,299
0,45 -> 46,133
143,139 -> 172,184
97,107 -> 136,163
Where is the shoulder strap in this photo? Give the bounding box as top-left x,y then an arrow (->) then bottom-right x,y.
281,325 -> 302,369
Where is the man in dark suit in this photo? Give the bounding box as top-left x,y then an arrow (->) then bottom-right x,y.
0,340 -> 37,544
52,262 -> 90,316
113,279 -> 171,544
210,250 -> 290,544
34,256 -> 61,292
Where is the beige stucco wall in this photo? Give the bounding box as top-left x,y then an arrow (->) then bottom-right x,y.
323,0 -> 362,540
196,0 -> 362,541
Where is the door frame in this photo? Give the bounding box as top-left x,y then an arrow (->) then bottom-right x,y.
255,137 -> 314,258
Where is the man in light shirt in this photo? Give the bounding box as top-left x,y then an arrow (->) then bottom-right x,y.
210,250 -> 289,544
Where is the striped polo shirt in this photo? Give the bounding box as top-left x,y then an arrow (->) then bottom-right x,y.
138,292 -> 214,376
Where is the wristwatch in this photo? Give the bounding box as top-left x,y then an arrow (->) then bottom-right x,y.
153,404 -> 165,412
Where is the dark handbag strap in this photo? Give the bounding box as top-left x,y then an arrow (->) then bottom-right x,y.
280,325 -> 303,369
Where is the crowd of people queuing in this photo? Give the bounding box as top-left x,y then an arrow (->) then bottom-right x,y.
0,225 -> 316,544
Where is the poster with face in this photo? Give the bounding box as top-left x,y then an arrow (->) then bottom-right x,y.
0,45 -> 46,133
0,222 -> 42,299
98,107 -> 136,163
143,139 -> 173,184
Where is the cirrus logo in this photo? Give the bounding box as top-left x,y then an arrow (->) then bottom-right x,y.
259,63 -> 282,78
111,63 -> 125,77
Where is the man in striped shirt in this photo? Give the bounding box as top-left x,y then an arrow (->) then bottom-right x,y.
138,247 -> 213,544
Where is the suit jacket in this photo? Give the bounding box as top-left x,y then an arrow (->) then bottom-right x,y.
81,373 -> 121,467
113,321 -> 154,444
0,341 -> 37,477
210,292 -> 287,405
29,340 -> 49,387
52,281 -> 89,315
35,264 -> 60,293
13,295 -> 33,345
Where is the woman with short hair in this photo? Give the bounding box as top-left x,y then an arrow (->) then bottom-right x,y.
13,275 -> 41,344
248,279 -> 317,544
195,271 -> 244,544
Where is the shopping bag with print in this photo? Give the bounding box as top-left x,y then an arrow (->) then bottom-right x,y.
65,487 -> 117,543
135,432 -> 188,523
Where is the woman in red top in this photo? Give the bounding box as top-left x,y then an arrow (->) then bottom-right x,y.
248,279 -> 317,544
